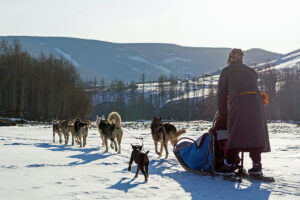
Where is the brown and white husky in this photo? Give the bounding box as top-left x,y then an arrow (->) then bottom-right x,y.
150,117 -> 186,159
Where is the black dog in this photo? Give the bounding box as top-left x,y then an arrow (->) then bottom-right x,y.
128,145 -> 149,182
98,119 -> 117,153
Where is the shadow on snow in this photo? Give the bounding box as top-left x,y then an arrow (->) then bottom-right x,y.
109,158 -> 271,200
17,140 -> 272,199
107,177 -> 146,193
32,143 -> 111,166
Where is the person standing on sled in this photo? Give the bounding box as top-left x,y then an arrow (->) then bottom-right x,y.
217,49 -> 271,175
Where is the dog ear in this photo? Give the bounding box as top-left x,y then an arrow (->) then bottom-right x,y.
153,116 -> 156,120
159,116 -> 162,121
102,115 -> 105,120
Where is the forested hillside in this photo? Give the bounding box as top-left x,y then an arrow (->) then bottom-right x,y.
0,40 -> 91,120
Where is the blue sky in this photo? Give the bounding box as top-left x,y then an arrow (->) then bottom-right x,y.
0,0 -> 299,54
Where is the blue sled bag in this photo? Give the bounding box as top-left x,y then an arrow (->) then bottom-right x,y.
173,133 -> 214,172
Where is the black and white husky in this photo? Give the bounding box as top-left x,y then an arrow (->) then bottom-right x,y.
74,119 -> 89,147
96,112 -> 123,154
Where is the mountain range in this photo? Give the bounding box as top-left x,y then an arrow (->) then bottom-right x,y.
0,36 -> 282,81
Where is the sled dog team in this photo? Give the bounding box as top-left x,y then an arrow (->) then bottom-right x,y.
52,111 -> 186,181
53,112 -> 186,157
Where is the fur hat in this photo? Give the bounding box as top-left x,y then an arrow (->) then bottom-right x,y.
227,48 -> 244,65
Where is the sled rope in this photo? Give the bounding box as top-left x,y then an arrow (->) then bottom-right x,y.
122,127 -> 152,151
122,127 -> 152,141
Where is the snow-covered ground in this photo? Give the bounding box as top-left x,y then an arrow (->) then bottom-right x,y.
0,121 -> 299,200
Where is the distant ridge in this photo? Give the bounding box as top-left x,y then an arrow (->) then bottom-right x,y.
0,36 -> 282,81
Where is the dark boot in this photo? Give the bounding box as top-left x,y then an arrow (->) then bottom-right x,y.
216,160 -> 240,175
248,163 -> 262,175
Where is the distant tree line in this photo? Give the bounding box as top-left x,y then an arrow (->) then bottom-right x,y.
0,40 -> 91,120
257,63 -> 300,121
90,64 -> 300,122
89,73 -> 218,121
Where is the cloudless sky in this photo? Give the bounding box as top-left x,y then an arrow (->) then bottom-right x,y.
0,0 -> 299,54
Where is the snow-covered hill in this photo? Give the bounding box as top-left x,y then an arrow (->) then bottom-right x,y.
0,121 -> 299,199
138,48 -> 300,106
255,49 -> 300,70
0,36 -> 281,81
89,48 -> 299,115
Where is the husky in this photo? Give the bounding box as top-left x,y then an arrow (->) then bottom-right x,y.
97,112 -> 123,154
66,119 -> 80,146
52,120 -> 62,143
128,145 -> 149,182
107,112 -> 123,153
74,119 -> 89,147
150,116 -> 186,159
96,115 -> 106,147
58,120 -> 70,145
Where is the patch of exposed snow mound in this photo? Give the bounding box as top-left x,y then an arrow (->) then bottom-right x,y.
127,55 -> 170,73
163,57 -> 192,64
55,48 -> 80,66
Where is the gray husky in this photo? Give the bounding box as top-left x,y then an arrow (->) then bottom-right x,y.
52,120 -> 62,143
67,119 -> 79,146
58,120 -> 70,145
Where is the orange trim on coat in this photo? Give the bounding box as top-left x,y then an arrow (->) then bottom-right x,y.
237,91 -> 269,106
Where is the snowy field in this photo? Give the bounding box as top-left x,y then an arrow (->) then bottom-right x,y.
0,121 -> 300,200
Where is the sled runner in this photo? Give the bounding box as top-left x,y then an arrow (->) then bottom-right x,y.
173,130 -> 275,183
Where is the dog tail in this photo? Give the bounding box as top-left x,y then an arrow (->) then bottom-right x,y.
175,129 -> 186,137
107,112 -> 122,128
144,151 -> 149,162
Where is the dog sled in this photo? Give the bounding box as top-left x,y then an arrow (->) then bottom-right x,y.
173,130 -> 275,182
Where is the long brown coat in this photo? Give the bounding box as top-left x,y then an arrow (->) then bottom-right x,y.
217,61 -> 271,152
